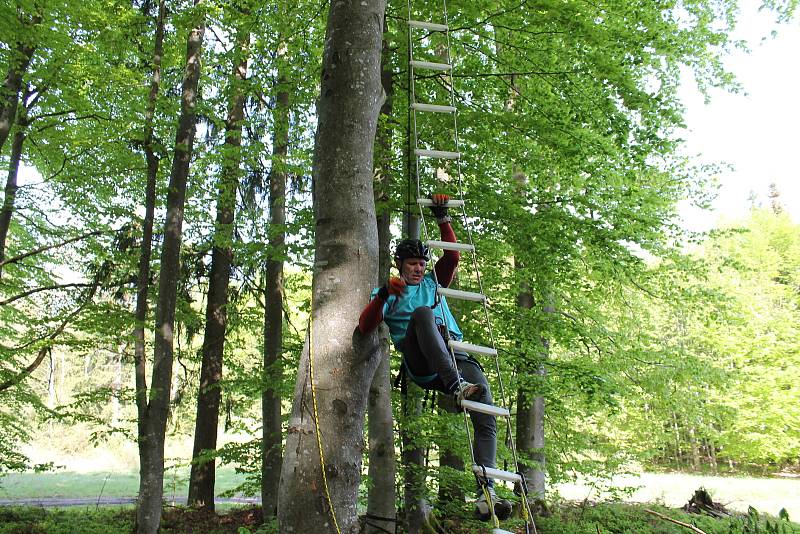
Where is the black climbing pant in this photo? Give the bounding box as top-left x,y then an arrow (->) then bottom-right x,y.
400,305 -> 498,488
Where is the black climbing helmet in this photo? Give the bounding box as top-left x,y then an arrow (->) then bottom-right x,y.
394,239 -> 430,263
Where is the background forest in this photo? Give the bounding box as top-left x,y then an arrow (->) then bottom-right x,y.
0,0 -> 798,532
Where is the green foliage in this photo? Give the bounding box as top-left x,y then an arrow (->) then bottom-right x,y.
532,504 -> 800,534
0,507 -> 133,534
1,0 -> 798,525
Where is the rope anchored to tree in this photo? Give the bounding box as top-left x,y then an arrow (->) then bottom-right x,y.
308,288 -> 342,534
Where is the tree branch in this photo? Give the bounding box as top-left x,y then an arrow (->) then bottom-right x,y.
0,229 -> 103,268
0,282 -> 94,306
644,509 -> 708,534
0,276 -> 101,392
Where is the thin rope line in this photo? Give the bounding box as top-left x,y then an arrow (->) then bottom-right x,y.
308,291 -> 342,534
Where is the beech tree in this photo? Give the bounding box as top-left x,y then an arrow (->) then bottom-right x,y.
277,0 -> 386,531
187,14 -> 250,511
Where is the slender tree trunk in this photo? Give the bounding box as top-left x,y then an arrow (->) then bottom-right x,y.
187,23 -> 250,511
689,427 -> 701,471
514,171 -> 547,500
0,13 -> 39,154
277,1 -> 385,531
401,386 -> 428,533
261,37 -> 289,520
515,282 -> 547,500
707,439 -> 718,472
0,122 -> 26,279
671,412 -> 683,468
365,20 -> 396,534
365,324 -> 395,534
437,393 -> 465,506
398,212 -> 429,533
136,4 -> 205,532
134,0 -> 164,519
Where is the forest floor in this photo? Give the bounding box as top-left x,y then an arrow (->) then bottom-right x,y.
1,469 -> 797,517
1,470 -> 799,533
1,501 -> 800,534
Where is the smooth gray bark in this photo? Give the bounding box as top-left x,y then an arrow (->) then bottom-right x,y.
277,1 -> 386,532
187,23 -> 249,511
515,280 -> 547,499
136,4 -> 205,532
261,39 -> 289,520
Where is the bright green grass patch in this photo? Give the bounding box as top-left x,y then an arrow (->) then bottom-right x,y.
0,506 -> 265,534
0,468 -> 249,500
532,503 -> 800,534
0,507 -> 133,534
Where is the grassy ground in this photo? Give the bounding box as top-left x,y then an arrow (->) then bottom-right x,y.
1,503 -> 799,534
0,468 -> 248,501
4,469 -> 796,516
2,470 -> 799,532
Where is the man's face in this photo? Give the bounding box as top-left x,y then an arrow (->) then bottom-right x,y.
399,257 -> 427,285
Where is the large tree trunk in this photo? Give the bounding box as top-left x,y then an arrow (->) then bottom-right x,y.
133,0 -> 164,514
187,23 -> 249,511
0,120 -> 27,279
364,20 -> 396,534
0,12 -> 40,154
261,37 -> 289,520
136,4 -> 205,532
277,0 -> 385,531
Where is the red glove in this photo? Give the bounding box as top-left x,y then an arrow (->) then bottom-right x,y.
388,276 -> 406,295
377,276 -> 406,300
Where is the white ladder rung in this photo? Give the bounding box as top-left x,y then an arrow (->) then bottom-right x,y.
426,240 -> 474,252
472,465 -> 522,484
415,149 -> 460,159
411,103 -> 456,113
417,198 -> 464,207
460,399 -> 509,417
410,60 -> 451,71
492,529 -> 514,534
407,20 -> 448,32
438,287 -> 486,302
448,340 -> 497,357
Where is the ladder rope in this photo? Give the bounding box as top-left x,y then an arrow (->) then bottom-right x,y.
406,1 -> 538,532
407,0 -> 478,471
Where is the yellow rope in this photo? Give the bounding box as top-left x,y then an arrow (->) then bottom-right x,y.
308,292 -> 342,534
481,483 -> 501,529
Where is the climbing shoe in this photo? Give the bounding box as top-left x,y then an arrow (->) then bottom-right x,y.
454,380 -> 485,405
474,487 -> 513,521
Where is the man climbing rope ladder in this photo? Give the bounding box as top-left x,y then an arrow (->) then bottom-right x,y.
358,194 -> 512,521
